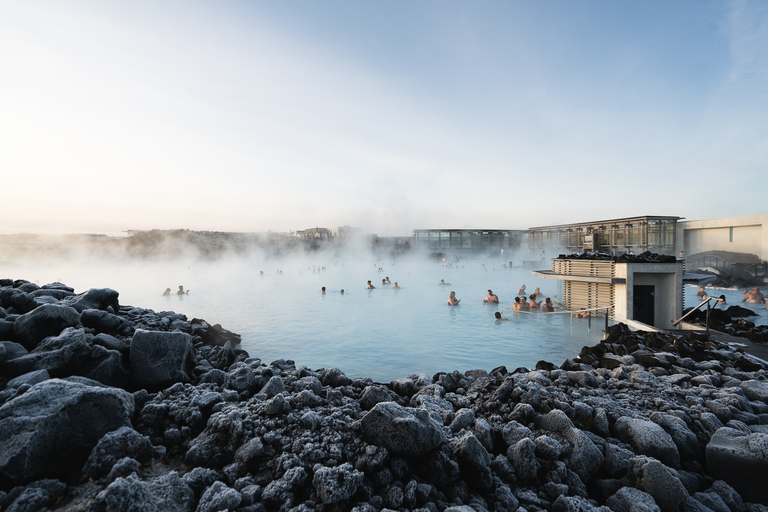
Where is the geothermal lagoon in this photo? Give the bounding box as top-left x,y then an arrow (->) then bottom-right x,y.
9,250 -> 766,382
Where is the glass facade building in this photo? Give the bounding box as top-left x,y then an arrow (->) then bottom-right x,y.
412,229 -> 526,253
528,216 -> 681,256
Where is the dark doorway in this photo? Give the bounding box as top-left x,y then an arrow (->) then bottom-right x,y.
633,285 -> 655,325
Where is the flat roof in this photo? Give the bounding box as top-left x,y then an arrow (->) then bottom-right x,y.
529,215 -> 683,231
412,229 -> 527,233
530,270 -> 626,284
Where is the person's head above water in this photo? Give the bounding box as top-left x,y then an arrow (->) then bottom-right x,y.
494,311 -> 502,319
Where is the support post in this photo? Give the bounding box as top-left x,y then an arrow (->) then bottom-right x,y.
705,300 -> 711,339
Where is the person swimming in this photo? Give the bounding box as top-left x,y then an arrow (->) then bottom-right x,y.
529,294 -> 540,308
439,279 -> 451,286
517,284 -> 526,296
162,288 -> 171,296
484,290 -> 499,303
321,287 -> 326,294
392,282 -> 400,289
494,311 -> 509,322
448,291 -> 460,305
742,287 -> 765,304
541,297 -> 554,312
177,285 -> 188,295
367,281 -> 375,289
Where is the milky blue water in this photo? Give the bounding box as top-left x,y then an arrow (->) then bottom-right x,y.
684,284 -> 768,326
9,252 -> 616,382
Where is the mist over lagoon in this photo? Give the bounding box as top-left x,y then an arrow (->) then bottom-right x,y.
1,233 -> 606,382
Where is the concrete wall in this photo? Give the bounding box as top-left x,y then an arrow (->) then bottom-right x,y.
614,262 -> 683,329
677,214 -> 768,260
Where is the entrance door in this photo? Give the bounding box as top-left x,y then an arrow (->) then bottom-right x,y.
633,285 -> 655,326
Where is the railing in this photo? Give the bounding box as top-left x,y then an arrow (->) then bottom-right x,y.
687,255 -> 755,280
671,296 -> 722,337
500,305 -> 613,331
743,262 -> 767,277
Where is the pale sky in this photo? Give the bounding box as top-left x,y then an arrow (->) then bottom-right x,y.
1,0 -> 766,236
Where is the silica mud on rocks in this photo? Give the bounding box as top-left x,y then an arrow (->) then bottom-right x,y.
1,277 -> 768,511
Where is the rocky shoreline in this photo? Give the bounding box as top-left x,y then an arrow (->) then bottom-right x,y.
1,278 -> 768,512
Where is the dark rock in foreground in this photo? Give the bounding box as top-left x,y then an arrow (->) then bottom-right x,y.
1,277 -> 768,511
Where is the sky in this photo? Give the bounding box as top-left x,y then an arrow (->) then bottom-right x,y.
1,0 -> 766,237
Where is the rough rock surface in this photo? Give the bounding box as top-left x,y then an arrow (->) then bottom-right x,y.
1,277 -> 768,511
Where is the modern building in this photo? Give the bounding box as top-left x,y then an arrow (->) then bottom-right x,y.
528,216 -> 682,256
677,214 -> 768,261
531,255 -> 684,330
412,229 -> 526,254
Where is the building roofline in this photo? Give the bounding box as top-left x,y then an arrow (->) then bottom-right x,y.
528,215 -> 683,231
412,228 -> 527,233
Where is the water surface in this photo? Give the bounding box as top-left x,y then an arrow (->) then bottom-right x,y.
8,253 -> 617,381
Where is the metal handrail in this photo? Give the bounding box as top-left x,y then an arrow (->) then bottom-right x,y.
671,296 -> 720,326
501,305 -> 613,331
671,295 -> 723,338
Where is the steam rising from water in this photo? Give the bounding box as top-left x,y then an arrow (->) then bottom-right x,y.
5,233 -> 612,381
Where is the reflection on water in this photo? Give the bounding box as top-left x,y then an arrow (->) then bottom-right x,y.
9,254 -> 611,382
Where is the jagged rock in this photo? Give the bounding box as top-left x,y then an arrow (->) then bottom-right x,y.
312,463 -> 364,504
390,373 -> 432,397
0,288 -> 36,314
1,479 -> 67,512
225,364 -> 258,394
706,427 -> 768,504
629,456 -> 689,512
6,369 -> 49,389
615,416 -> 681,468
740,380 -> 768,404
80,308 -> 130,335
196,481 -> 241,512
320,367 -> 352,387
12,304 -> 80,350
61,288 -> 120,313
261,466 -> 307,506
449,408 -> 476,433
360,401 -> 447,456
95,473 -> 160,512
4,327 -> 129,387
256,375 -> 286,399
650,412 -> 702,462
82,426 -> 162,479
185,409 -> 245,468
130,330 -> 196,390
450,431 -> 492,471
606,486 -> 661,512
0,378 -> 134,486
553,494 -> 612,511
360,385 -> 398,410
